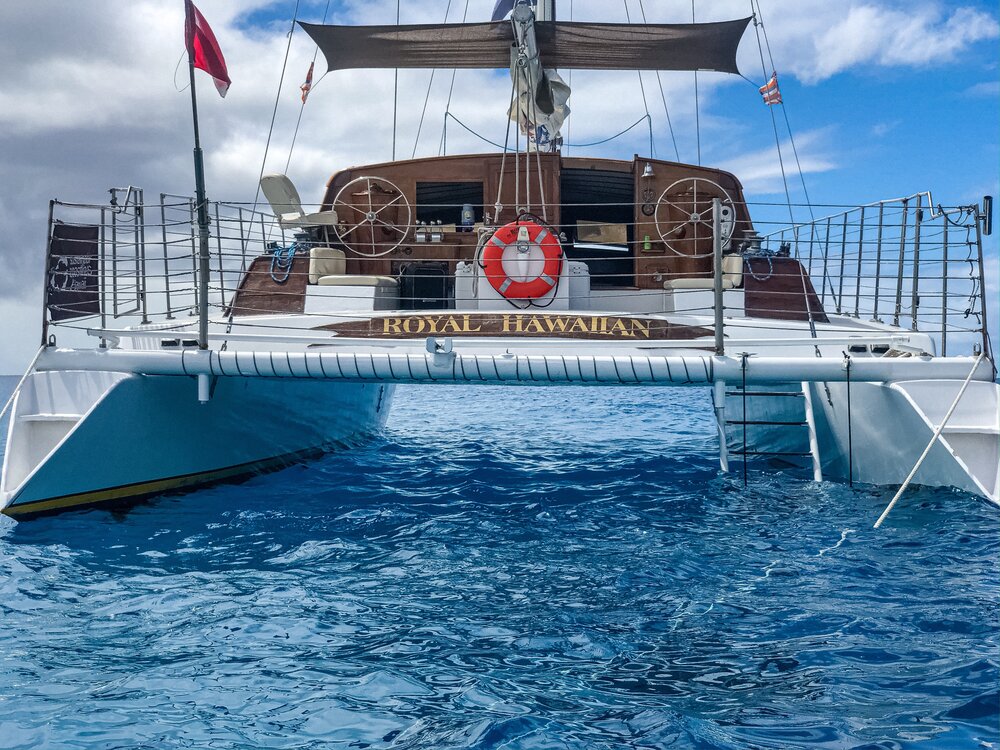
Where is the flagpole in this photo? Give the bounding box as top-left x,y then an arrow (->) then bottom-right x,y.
186,11 -> 212,352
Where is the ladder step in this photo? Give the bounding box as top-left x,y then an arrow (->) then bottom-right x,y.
731,450 -> 814,457
725,390 -> 805,398
725,420 -> 808,427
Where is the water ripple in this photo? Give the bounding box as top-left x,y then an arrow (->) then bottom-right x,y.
0,383 -> 997,749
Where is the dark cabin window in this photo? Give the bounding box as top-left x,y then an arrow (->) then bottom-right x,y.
416,182 -> 484,225
560,169 -> 635,287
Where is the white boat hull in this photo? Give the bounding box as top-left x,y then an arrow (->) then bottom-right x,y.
0,371 -> 392,517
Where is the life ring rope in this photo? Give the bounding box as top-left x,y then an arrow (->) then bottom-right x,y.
482,220 -> 564,301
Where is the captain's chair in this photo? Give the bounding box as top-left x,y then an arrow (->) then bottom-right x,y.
260,174 -> 340,229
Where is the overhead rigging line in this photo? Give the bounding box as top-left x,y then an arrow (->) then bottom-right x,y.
392,0 -> 400,161
564,0 -> 573,155
692,0 -> 701,165
413,0 -> 455,158
636,0 -> 680,162
623,0 -> 655,159
249,0 -> 300,226
749,0 -> 794,225
438,0 -> 472,156
283,0 -> 333,175
753,0 -> 815,221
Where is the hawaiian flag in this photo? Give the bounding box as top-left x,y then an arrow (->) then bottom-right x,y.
300,61 -> 315,103
185,0 -> 231,97
759,71 -> 781,106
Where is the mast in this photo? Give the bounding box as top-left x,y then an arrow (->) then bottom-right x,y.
536,0 -> 554,22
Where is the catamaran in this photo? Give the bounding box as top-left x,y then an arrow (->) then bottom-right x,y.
1,0 -> 996,519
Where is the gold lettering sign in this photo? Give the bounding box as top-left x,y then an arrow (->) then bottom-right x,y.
321,314 -> 712,341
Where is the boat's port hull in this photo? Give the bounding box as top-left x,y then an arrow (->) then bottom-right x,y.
1,373 -> 392,518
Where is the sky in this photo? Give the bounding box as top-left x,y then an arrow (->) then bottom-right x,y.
0,0 -> 997,373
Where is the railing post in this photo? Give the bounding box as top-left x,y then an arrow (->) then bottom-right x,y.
40,200 -> 55,346
973,206 -> 991,366
137,189 -> 149,324
821,216 -> 832,306
910,193 -> 922,330
188,198 -> 199,316
214,202 -> 225,308
713,197 -> 725,356
96,207 -> 108,347
893,197 -> 909,328
941,214 -> 948,356
854,206 -> 865,318
110,203 -> 119,318
837,212 -> 848,313
160,194 -> 174,320
872,202 -> 885,322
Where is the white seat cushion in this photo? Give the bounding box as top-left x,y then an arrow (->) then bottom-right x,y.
308,247 -> 347,284
665,277 -> 738,290
317,275 -> 398,288
663,254 -> 743,290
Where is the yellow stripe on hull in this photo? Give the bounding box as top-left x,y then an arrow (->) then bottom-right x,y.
3,451 -> 313,518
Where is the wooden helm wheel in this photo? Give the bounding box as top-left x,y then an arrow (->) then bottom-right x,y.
331,176 -> 412,257
654,177 -> 735,258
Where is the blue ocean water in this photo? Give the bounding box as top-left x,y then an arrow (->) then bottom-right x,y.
0,376 -> 997,749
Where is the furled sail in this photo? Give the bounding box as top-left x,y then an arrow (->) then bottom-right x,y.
299,18 -> 751,75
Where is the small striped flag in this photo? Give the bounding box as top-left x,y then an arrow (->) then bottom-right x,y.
759,71 -> 782,106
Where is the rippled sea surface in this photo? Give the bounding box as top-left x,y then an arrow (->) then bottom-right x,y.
0,377 -> 997,749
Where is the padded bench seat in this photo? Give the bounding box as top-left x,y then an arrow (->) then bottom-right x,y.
317,275 -> 398,288
663,255 -> 744,290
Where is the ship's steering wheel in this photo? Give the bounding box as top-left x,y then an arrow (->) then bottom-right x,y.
331,176 -> 412,257
654,177 -> 736,258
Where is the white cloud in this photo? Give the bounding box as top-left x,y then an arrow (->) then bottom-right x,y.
718,128 -> 836,196
0,0 -> 996,373
964,80 -> 1000,98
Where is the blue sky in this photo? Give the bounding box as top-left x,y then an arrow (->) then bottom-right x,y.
0,0 -> 996,372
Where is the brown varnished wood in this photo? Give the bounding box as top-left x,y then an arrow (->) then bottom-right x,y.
632,157 -> 753,288
316,312 -> 714,340
742,257 -> 829,323
228,254 -> 309,317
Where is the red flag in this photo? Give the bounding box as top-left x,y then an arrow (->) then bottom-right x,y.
759,71 -> 782,106
185,0 -> 231,97
300,61 -> 315,104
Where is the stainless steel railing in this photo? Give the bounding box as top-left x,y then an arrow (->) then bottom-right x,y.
41,187 -> 994,365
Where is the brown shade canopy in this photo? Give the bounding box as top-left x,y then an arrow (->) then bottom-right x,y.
299,18 -> 751,75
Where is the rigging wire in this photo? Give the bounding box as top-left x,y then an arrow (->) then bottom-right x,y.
283,0 -> 333,175
413,0 -> 455,158
622,0 -> 655,158
750,1 -> 794,225
392,0 -> 400,160
438,0 -> 472,156
249,0 -> 301,231
446,112 -> 651,150
636,0 -> 680,162
753,0 -> 815,221
691,0 -> 701,164
564,0 -> 573,156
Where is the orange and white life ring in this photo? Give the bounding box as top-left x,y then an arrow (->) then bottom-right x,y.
482,220 -> 563,300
